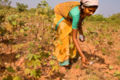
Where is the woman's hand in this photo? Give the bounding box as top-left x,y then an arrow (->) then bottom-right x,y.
81,56 -> 89,67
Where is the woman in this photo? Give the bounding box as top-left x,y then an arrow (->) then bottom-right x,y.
53,0 -> 99,67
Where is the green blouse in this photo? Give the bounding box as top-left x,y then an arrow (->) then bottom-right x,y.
69,6 -> 80,29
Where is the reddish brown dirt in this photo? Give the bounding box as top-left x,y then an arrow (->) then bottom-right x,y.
0,23 -> 120,80
41,41 -> 120,80
0,36 -> 120,80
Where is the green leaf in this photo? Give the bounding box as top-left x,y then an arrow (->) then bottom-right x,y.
69,43 -> 74,49
50,60 -> 55,65
75,64 -> 80,69
109,65 -> 114,70
117,56 -> 120,61
16,54 -> 21,59
33,54 -> 40,60
24,27 -> 29,31
38,45 -> 42,49
12,21 -> 17,26
25,68 -> 31,75
114,71 -> 120,76
24,33 -> 27,36
27,53 -> 34,61
107,41 -> 113,45
20,29 -> 24,33
34,60 -> 41,68
94,40 -> 99,45
36,69 -> 41,77
52,65 -> 59,71
30,69 -> 36,77
13,76 -> 22,80
7,66 -> 15,73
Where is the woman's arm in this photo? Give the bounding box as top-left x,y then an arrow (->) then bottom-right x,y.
72,29 -> 88,66
72,29 -> 85,59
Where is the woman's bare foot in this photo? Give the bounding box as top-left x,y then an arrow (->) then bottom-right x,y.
59,65 -> 71,73
59,66 -> 67,73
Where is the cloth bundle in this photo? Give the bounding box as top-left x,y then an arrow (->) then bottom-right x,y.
80,0 -> 99,7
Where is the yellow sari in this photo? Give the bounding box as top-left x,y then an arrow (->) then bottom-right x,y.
52,14 -> 77,66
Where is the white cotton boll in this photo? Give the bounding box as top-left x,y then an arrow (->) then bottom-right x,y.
79,35 -> 84,41
89,61 -> 94,65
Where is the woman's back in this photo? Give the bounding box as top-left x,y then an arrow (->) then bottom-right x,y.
54,1 -> 80,18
